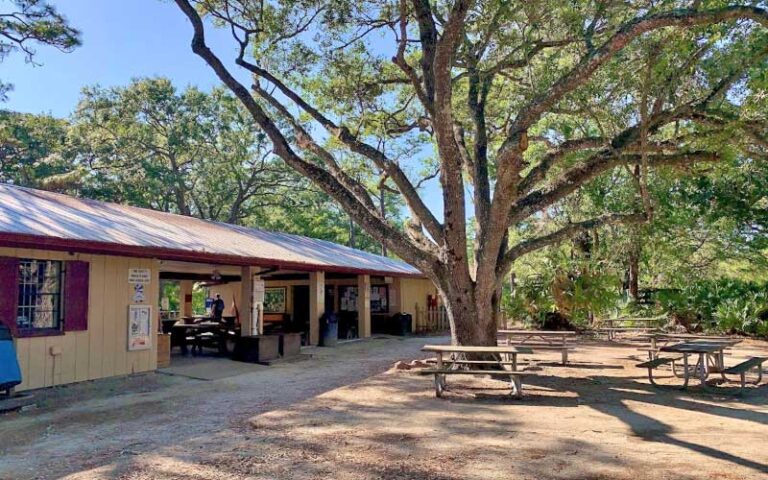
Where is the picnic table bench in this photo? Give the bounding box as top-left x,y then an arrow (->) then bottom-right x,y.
420,345 -> 534,398
723,357 -> 767,389
497,330 -> 576,365
637,341 -> 731,388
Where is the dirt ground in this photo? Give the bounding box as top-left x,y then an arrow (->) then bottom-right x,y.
1,335 -> 767,480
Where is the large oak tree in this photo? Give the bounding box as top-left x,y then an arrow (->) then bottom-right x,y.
173,0 -> 768,345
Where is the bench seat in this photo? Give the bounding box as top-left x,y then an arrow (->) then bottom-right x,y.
723,357 -> 767,388
419,368 -> 535,398
498,342 -> 573,364
636,356 -> 689,388
419,369 -> 534,376
502,343 -> 574,349
427,359 -> 521,366
636,357 -> 681,369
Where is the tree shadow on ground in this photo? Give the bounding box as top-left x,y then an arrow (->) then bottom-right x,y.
517,372 -> 768,475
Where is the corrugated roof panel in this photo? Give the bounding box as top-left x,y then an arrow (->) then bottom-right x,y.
0,184 -> 422,276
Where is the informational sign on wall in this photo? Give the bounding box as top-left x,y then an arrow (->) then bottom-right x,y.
128,268 -> 151,284
128,305 -> 152,351
253,278 -> 266,303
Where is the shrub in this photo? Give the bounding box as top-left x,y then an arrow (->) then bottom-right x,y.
656,279 -> 768,336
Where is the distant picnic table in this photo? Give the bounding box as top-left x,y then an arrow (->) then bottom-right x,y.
595,315 -> 666,340
420,345 -> 534,398
497,330 -> 576,365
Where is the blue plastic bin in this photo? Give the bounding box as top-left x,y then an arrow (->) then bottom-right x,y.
0,325 -> 22,393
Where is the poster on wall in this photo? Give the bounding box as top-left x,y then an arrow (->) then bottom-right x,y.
263,287 -> 286,313
128,305 -> 152,351
253,279 -> 266,303
132,283 -> 146,303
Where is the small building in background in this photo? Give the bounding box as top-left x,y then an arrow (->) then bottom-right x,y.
0,184 -> 439,391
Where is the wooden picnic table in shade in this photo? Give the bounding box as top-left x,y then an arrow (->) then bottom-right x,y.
420,344 -> 535,397
659,341 -> 730,387
639,332 -> 741,351
171,321 -> 228,355
497,330 -> 576,365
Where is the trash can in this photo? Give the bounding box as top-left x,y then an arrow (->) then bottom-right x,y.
319,312 -> 338,347
0,325 -> 21,394
391,313 -> 412,336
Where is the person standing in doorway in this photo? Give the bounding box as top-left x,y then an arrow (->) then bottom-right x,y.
212,294 -> 225,321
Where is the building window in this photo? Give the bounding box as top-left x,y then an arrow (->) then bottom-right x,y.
17,259 -> 63,333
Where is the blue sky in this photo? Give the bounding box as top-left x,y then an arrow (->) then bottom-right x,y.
3,0 -> 449,220
2,0 -> 236,117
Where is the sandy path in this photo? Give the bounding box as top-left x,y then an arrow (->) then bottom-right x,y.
0,336 -> 439,479
1,336 -> 766,480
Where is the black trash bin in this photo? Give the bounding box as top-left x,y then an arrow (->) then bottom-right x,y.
0,325 -> 21,394
390,313 -> 413,336
319,312 -> 338,347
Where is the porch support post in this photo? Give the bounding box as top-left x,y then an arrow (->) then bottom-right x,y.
357,274 -> 371,338
309,271 -> 325,345
240,266 -> 255,336
180,280 -> 194,317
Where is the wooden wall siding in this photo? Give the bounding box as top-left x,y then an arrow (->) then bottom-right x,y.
0,247 -> 159,391
398,278 -> 439,331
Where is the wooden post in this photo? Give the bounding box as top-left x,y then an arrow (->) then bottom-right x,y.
357,274 -> 371,338
240,266 -> 255,336
309,271 -> 325,345
180,280 -> 194,317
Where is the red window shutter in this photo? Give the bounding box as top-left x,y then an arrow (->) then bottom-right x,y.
64,261 -> 89,332
0,257 -> 19,336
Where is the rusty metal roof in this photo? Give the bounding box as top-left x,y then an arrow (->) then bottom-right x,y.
0,184 -> 422,277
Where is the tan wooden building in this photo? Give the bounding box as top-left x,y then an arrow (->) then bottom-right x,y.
0,185 -> 438,391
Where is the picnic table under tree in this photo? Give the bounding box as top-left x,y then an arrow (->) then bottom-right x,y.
420,345 -> 535,398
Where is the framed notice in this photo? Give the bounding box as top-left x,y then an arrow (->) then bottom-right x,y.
128,268 -> 151,284
128,305 -> 152,351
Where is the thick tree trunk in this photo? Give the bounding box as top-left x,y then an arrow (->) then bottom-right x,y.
439,272 -> 499,346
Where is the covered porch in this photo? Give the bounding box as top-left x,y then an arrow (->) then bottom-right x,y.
155,260 -> 419,367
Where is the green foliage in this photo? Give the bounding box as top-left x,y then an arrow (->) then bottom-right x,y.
656,279 -> 768,336
0,110 -> 78,189
0,0 -> 80,100
160,281 -> 180,312
504,249 -> 621,327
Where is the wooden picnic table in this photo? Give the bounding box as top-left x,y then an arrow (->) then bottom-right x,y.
659,341 -> 729,387
497,330 -> 576,337
497,330 -> 576,364
420,344 -> 535,397
639,332 -> 741,351
595,316 -> 666,340
171,321 -> 228,355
